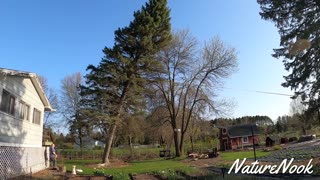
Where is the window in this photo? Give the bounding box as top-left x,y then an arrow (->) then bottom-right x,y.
243,136 -> 248,143
32,108 -> 41,125
19,101 -> 30,120
0,90 -> 15,116
222,128 -> 227,134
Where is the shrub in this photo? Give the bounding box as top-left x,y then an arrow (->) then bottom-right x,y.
272,145 -> 282,151
298,135 -> 316,142
93,170 -> 105,176
280,137 -> 289,144
289,137 -> 298,142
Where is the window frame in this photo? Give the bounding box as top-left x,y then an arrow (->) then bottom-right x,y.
242,136 -> 249,143
32,108 -> 41,125
0,89 -> 16,116
222,128 -> 227,134
19,101 -> 30,121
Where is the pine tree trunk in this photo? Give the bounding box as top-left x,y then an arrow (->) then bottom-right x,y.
102,80 -> 128,164
102,123 -> 117,164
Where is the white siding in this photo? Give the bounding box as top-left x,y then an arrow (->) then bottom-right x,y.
0,74 -> 44,147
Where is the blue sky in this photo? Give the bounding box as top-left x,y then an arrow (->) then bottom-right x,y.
0,0 -> 293,120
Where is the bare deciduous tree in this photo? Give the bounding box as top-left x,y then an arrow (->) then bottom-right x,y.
152,30 -> 237,156
38,75 -> 59,129
60,72 -> 88,153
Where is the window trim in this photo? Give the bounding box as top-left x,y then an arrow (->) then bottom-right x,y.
0,89 -> 16,116
19,101 -> 30,121
32,108 -> 41,125
222,128 -> 227,134
242,136 -> 249,143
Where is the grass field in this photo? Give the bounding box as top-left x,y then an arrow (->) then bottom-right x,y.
57,149 -> 273,179
61,158 -> 197,179
220,150 -> 271,161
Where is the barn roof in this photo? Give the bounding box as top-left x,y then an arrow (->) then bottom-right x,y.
227,124 -> 259,138
0,68 -> 54,111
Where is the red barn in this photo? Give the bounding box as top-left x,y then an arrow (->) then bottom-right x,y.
219,124 -> 260,151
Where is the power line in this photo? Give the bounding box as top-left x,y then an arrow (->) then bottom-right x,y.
248,90 -> 292,97
222,87 -> 293,97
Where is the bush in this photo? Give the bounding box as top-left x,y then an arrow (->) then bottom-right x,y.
93,170 -> 105,176
289,137 -> 298,142
280,137 -> 289,144
298,135 -> 315,142
272,145 -> 282,151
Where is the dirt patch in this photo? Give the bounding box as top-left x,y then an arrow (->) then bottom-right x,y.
10,169 -> 65,180
131,174 -> 161,180
182,157 -> 228,168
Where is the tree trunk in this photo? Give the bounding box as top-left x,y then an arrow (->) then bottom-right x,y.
101,81 -> 128,164
129,135 -> 133,155
79,136 -> 83,159
190,135 -> 194,153
160,135 -> 164,146
102,123 -> 117,164
302,126 -> 307,135
179,132 -> 184,156
317,109 -> 320,125
173,131 -> 181,157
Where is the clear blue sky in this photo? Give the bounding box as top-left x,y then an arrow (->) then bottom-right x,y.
0,0 -> 293,120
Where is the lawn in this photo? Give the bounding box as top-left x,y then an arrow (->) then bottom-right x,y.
57,149 -> 271,179
58,147 -> 161,160
220,150 -> 271,161
61,158 -> 197,179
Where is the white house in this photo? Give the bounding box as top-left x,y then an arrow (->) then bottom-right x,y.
0,68 -> 53,179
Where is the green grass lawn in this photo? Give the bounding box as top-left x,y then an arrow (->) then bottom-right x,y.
61,158 -> 197,180
220,150 -> 271,161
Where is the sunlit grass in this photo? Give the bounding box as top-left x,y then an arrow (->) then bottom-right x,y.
220,150 -> 271,161
61,158 -> 197,180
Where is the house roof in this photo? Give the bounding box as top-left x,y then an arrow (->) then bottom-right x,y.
227,124 -> 260,138
0,68 -> 54,111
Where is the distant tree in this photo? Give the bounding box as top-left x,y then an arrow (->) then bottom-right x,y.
212,115 -> 273,127
145,106 -> 173,147
117,111 -> 145,154
38,75 -> 59,128
289,96 -> 306,116
289,97 -> 309,134
81,0 -> 171,165
60,72 -> 89,155
257,0 -> 320,115
55,133 -> 65,148
275,116 -> 283,133
152,30 -> 237,156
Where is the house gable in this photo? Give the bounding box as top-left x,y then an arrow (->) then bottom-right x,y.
0,68 -> 53,147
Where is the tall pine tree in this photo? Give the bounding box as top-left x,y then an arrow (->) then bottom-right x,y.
81,0 -> 171,164
257,1 -> 320,114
